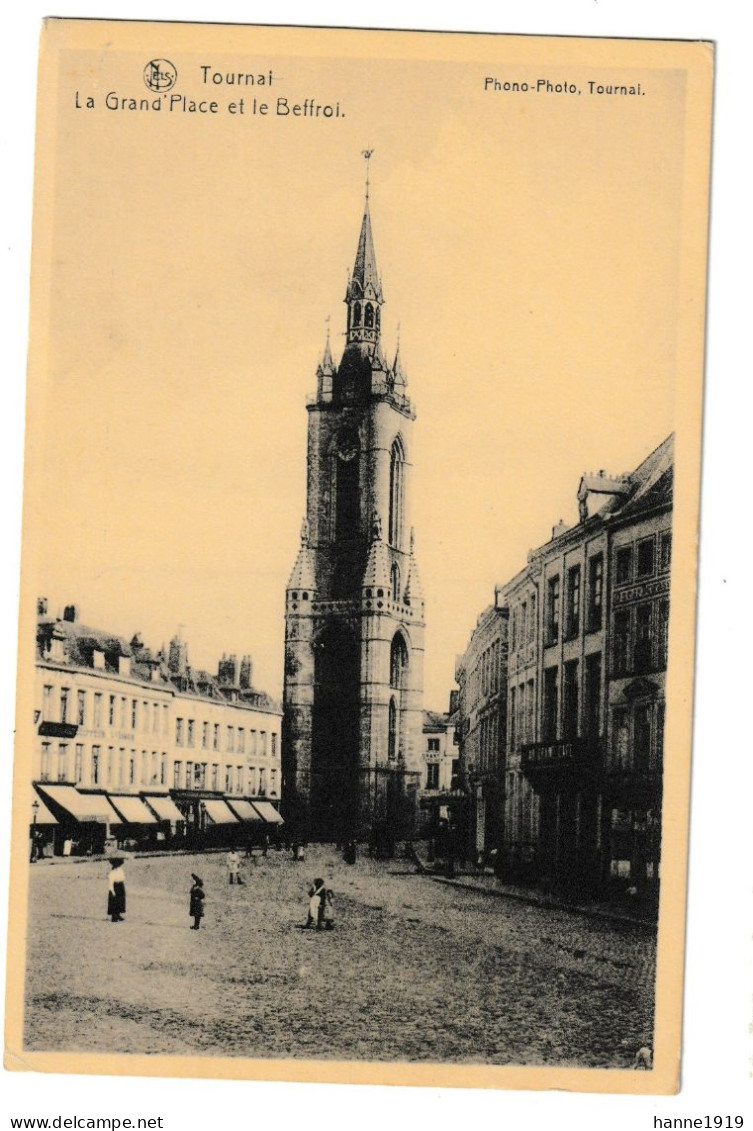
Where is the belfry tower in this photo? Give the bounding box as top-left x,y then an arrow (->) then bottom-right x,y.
283,162 -> 425,843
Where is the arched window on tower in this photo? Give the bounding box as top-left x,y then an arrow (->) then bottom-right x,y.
334,432 -> 360,545
365,303 -> 374,328
389,437 -> 406,549
353,303 -> 361,327
388,697 -> 397,762
391,562 -> 401,603
390,633 -> 408,690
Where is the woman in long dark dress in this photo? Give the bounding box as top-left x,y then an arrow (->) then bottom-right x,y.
107,858 -> 126,923
189,874 -> 205,930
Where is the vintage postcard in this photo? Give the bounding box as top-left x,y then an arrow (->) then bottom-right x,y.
5,19 -> 712,1094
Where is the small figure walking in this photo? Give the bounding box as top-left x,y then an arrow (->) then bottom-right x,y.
107,857 -> 126,923
226,848 -> 244,885
305,877 -> 326,928
322,886 -> 335,930
190,873 -> 205,929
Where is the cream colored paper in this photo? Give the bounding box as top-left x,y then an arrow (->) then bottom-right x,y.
6,19 -> 712,1094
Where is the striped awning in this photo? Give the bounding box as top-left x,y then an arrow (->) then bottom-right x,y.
227,799 -> 263,823
251,800 -> 284,825
202,799 -> 239,825
143,795 -> 185,822
108,795 -> 158,824
36,784 -> 120,824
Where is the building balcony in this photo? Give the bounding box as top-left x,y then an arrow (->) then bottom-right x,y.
520,737 -> 601,782
38,720 -> 79,739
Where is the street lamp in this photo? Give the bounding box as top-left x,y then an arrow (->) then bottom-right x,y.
30,800 -> 40,864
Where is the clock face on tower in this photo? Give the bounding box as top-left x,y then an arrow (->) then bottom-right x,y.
337,432 -> 359,462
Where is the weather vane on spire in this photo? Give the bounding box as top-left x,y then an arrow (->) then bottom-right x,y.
362,149 -> 374,200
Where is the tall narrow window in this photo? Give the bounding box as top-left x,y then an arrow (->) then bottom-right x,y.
391,562 -> 401,602
77,690 -> 86,726
390,633 -> 408,689
74,744 -> 83,783
60,688 -> 69,723
546,576 -> 560,646
634,703 -> 652,772
543,667 -> 558,743
613,610 -> 631,676
388,697 -> 398,762
566,566 -> 581,638
584,653 -> 602,739
613,708 -> 630,770
388,437 -> 405,549
657,598 -> 670,668
587,554 -> 604,631
563,660 -> 579,741
335,435 -> 360,543
634,604 -> 653,672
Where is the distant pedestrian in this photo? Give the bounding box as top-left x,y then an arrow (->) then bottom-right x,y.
305,877 -> 326,928
190,874 -> 205,929
107,857 -> 126,923
343,840 -> 357,865
322,887 -> 335,930
226,848 -> 244,884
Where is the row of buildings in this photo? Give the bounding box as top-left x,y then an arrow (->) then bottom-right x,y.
454,435 -> 673,902
31,601 -> 283,855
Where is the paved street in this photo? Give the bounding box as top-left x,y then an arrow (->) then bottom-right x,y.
24,849 -> 655,1067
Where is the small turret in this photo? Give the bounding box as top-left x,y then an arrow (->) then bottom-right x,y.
287,517 -> 316,597
362,509 -> 392,596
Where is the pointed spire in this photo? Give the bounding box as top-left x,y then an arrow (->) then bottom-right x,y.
346,201 -> 383,305
362,538 -> 392,593
404,533 -> 424,607
392,329 -> 407,388
321,317 -> 334,374
345,150 -> 384,312
287,517 -> 316,592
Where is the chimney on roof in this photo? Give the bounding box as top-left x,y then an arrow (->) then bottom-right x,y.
168,632 -> 188,675
218,653 -> 239,686
37,597 -> 48,617
63,604 -> 79,623
552,519 -> 568,540
239,654 -> 253,690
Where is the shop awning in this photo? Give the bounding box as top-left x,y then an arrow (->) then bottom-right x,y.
202,799 -> 239,825
251,800 -> 284,824
227,799 -> 263,822
108,795 -> 159,824
37,784 -> 120,824
31,796 -> 58,825
143,795 -> 185,822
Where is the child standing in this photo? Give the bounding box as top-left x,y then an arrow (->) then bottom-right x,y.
189,873 -> 205,930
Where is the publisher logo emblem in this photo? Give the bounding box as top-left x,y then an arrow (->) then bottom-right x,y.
143,59 -> 177,93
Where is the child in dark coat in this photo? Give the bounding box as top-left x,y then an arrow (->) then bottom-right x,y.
189,874 -> 205,930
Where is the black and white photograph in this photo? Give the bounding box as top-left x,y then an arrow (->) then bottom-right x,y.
2,8 -> 735,1115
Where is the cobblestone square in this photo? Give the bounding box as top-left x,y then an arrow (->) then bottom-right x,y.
24,849 -> 656,1068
